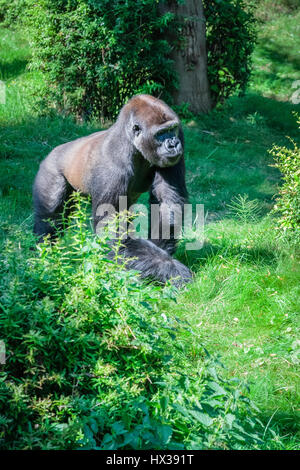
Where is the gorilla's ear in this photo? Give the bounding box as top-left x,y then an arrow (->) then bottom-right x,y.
132,124 -> 141,136
126,113 -> 142,140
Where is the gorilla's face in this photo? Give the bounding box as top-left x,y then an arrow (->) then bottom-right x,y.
132,121 -> 183,168
125,96 -> 183,168
154,125 -> 183,166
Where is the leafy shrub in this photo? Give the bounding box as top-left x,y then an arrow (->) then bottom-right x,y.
0,0 -> 28,25
5,0 -> 256,120
23,0 -> 176,120
270,118 -> 300,245
0,195 -> 275,449
203,0 -> 256,106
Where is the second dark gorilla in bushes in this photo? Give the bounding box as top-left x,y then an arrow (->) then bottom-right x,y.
33,95 -> 192,286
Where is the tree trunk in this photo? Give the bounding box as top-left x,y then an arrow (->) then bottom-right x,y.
161,0 -> 212,114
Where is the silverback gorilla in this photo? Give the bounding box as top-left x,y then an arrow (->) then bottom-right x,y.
33,94 -> 192,286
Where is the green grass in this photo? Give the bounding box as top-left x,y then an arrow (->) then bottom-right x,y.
175,220 -> 300,444
0,9 -> 299,449
251,8 -> 300,101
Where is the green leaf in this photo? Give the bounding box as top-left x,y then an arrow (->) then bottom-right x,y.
188,410 -> 213,427
157,424 -> 173,444
208,381 -> 227,396
224,413 -> 235,428
160,396 -> 169,413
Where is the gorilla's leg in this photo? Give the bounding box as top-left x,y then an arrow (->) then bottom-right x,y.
92,191 -> 192,286
92,200 -> 190,285
33,164 -> 70,241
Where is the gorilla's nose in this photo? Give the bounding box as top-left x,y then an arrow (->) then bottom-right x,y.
165,137 -> 181,152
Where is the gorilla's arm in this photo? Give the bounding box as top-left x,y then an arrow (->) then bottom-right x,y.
117,237 -> 192,287
90,163 -> 191,287
149,158 -> 188,255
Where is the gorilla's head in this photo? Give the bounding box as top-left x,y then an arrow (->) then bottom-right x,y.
123,95 -> 183,168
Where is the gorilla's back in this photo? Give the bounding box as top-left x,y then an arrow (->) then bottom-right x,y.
47,129 -> 108,193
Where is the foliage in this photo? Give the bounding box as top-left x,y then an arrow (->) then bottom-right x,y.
0,0 -> 27,25
0,195 -> 272,449
1,0 -> 256,119
20,0 -> 177,120
203,0 -> 256,106
270,117 -> 300,245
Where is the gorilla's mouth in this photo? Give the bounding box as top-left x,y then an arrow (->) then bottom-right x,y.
160,152 -> 182,167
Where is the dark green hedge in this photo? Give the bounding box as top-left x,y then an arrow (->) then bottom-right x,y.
1,0 -> 256,119
26,0 -> 177,119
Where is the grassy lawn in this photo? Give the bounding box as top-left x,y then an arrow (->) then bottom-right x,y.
0,8 -> 299,449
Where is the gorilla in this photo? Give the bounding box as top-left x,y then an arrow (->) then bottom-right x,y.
33,94 -> 192,286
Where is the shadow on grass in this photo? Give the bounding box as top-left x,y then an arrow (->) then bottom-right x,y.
0,114 -> 100,160
0,57 -> 28,81
260,410 -> 300,448
241,93 -> 299,134
257,41 -> 300,71
212,92 -> 299,137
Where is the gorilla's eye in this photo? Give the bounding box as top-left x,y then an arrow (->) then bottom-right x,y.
155,126 -> 179,143
133,124 -> 141,135
156,130 -> 175,142
156,132 -> 169,142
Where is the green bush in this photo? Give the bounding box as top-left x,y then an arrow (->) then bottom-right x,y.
0,195 -> 275,449
203,0 -> 256,106
0,0 -> 28,25
3,0 -> 255,120
270,117 -> 300,245
24,0 -> 176,120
